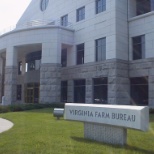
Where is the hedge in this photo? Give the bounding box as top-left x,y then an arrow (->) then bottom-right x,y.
0,103 -> 64,113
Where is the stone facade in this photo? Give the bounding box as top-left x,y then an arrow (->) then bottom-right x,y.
61,59 -> 130,104
40,63 -> 61,103
4,66 -> 17,105
84,123 -> 127,145
0,0 -> 154,107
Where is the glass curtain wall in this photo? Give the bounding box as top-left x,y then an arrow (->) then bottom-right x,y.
93,77 -> 107,104
130,77 -> 148,105
74,79 -> 85,103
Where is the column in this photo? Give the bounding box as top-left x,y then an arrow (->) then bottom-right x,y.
108,77 -> 130,105
108,61 -> 130,105
4,47 -> 17,105
40,42 -> 61,104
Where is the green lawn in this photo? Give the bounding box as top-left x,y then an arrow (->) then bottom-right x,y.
0,108 -> 154,154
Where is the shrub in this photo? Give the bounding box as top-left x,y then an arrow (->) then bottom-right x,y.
150,108 -> 154,114
0,103 -> 65,113
0,106 -> 10,113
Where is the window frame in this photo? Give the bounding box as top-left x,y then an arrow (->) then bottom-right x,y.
132,35 -> 145,60
26,51 -> 42,72
61,48 -> 67,67
61,14 -> 68,27
96,0 -> 106,14
95,37 -> 106,62
136,0 -> 154,16
76,6 -> 85,22
76,43 -> 84,65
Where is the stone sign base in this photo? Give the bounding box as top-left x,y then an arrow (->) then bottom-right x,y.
84,122 -> 127,145
65,103 -> 149,145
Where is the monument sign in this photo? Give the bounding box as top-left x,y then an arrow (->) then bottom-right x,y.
64,103 -> 149,145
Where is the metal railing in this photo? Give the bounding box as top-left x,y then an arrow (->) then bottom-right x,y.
0,26 -> 16,36
0,19 -> 73,36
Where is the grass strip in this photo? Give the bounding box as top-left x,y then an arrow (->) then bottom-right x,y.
0,108 -> 153,154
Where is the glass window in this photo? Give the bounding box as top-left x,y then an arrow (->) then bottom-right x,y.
61,81 -> 68,102
26,51 -> 41,72
130,77 -> 148,105
76,43 -> 84,65
61,15 -> 68,27
35,60 -> 41,70
96,38 -> 106,61
40,0 -> 49,11
74,79 -> 85,103
61,49 -> 67,67
132,35 -> 145,60
17,85 -> 22,100
136,0 -> 153,15
28,61 -> 35,71
76,6 -> 85,22
93,78 -> 107,104
96,0 -> 106,14
18,61 -> 22,75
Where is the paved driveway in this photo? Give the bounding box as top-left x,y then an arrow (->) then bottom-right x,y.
0,118 -> 14,133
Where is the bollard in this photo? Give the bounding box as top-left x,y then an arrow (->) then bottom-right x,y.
53,108 -> 64,120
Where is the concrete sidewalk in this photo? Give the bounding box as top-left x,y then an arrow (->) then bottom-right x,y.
0,118 -> 14,133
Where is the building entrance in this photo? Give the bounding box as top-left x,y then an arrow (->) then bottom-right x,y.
25,83 -> 39,103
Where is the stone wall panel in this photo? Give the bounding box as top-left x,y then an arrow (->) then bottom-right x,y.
61,59 -> 130,104
40,63 -> 61,103
4,66 -> 18,105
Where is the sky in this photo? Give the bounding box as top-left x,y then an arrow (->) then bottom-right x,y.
0,0 -> 31,32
